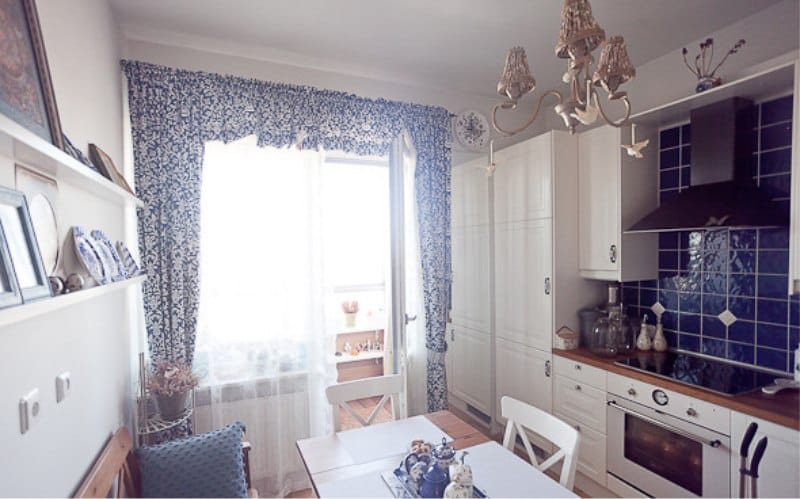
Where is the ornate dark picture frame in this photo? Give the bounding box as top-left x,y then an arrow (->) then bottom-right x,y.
0,185 -> 52,302
0,222 -> 23,309
0,0 -> 64,149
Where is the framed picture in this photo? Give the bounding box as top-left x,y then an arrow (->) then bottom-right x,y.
15,164 -> 59,275
0,185 -> 51,302
0,222 -> 23,309
0,0 -> 64,149
89,143 -> 136,195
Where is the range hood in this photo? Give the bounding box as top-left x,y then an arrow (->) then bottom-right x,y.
627,97 -> 789,233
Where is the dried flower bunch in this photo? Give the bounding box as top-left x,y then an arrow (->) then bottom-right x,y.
341,300 -> 359,314
682,38 -> 746,79
146,360 -> 198,396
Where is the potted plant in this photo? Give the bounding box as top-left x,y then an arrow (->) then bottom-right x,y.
342,300 -> 359,328
146,360 -> 198,420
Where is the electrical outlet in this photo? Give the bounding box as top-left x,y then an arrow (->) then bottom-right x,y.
56,372 -> 71,403
19,388 -> 40,434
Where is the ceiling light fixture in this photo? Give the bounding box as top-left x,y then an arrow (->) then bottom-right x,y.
492,0 -> 637,137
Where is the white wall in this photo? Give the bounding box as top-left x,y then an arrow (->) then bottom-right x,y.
0,1 -> 136,496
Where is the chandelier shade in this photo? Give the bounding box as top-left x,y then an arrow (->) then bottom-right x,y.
592,35 -> 636,97
555,0 -> 606,59
497,46 -> 536,101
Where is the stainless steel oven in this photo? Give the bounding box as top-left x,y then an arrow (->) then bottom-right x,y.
607,393 -> 731,497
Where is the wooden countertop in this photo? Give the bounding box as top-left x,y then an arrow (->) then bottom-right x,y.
553,347 -> 800,430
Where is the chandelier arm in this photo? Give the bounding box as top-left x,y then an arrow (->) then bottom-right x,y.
491,89 -> 564,137
594,90 -> 632,128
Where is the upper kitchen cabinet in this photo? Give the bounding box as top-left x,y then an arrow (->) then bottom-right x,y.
452,156 -> 490,229
578,124 -> 659,281
493,133 -> 552,223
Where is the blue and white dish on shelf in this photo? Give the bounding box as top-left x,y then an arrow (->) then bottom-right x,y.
72,226 -> 107,285
91,229 -> 127,281
116,240 -> 141,277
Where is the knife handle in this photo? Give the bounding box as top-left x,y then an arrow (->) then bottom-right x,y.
749,437 -> 768,479
740,422 -> 758,457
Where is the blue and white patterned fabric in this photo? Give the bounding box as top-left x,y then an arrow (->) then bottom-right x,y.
136,421 -> 248,498
122,60 -> 452,411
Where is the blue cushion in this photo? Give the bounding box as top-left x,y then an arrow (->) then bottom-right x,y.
136,422 -> 248,498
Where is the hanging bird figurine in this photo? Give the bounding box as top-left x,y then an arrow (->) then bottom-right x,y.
621,123 -> 649,158
476,140 -> 497,176
573,92 -> 599,125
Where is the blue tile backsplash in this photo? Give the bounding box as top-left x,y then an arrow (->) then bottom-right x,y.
621,94 -> 798,373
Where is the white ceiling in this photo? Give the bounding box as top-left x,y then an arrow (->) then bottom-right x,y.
112,0 -> 782,99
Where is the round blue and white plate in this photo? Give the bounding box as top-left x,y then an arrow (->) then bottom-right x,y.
72,226 -> 107,285
91,229 -> 127,282
116,240 -> 141,277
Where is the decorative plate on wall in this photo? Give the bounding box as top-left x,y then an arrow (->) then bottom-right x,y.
91,229 -> 126,282
453,109 -> 491,152
72,226 -> 106,285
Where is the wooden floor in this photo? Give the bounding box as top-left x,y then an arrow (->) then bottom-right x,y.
285,402 -> 589,498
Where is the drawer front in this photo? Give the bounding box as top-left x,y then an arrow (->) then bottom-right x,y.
557,412 -> 607,487
553,375 -> 606,433
553,356 -> 607,390
607,372 -> 730,434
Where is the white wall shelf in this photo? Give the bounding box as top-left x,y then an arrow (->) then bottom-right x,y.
0,113 -> 143,208
0,275 -> 145,329
334,350 -> 384,364
631,61 -> 795,127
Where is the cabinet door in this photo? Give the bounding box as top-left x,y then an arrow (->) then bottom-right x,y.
450,326 -> 491,414
495,219 -> 553,351
557,412 -> 607,487
730,412 -> 800,498
451,225 -> 490,332
578,125 -> 620,273
493,134 -> 552,223
553,375 -> 606,433
452,158 -> 490,228
495,338 -> 552,419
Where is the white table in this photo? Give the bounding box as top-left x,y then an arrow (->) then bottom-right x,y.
296,411 -> 577,498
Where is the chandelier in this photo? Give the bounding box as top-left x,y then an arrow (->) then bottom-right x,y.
492,0 -> 636,136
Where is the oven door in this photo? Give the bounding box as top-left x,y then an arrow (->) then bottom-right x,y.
607,395 -> 730,498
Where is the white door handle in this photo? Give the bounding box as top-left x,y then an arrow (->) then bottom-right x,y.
405,313 -> 417,325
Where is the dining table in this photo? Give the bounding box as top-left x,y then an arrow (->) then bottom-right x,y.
295,410 -> 578,498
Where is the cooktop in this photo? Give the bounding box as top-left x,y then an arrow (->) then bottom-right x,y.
615,351 -> 781,396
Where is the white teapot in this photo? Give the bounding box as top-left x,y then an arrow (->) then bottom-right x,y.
444,452 -> 473,498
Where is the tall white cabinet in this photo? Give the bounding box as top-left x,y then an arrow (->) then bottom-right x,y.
448,131 -> 604,429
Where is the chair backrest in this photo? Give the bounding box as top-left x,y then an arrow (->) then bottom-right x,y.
500,396 -> 580,491
325,374 -> 403,431
73,428 -> 141,498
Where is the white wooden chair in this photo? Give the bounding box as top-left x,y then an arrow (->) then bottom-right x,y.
500,395 -> 581,491
325,374 -> 403,431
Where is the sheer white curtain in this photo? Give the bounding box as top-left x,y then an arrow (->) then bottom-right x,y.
194,136 -> 335,497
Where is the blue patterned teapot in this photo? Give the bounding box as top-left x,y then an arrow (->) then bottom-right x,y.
419,438 -> 455,498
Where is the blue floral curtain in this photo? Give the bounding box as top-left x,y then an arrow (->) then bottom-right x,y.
122,60 -> 452,411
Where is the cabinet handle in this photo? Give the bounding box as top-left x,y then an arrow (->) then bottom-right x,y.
451,328 -> 455,342
793,279 -> 800,295
544,277 -> 551,295
627,388 -> 637,396
574,364 -> 582,371
575,384 -> 582,391
575,425 -> 581,432
686,408 -> 697,417
609,244 -> 617,263
545,360 -> 551,377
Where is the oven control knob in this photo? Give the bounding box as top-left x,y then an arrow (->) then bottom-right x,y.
652,389 -> 669,406
627,388 -> 636,396
686,407 -> 698,417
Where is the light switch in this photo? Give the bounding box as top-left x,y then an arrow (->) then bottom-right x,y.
19,388 -> 40,434
56,372 -> 71,403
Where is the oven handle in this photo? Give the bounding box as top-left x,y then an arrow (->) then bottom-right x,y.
607,400 -> 723,448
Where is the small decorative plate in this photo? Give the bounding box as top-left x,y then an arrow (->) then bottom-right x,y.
72,226 -> 107,285
453,109 -> 491,152
91,230 -> 127,282
116,240 -> 141,277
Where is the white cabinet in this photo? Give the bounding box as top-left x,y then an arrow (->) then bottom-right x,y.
494,218 -> 552,351
493,132 -> 552,223
451,224 -> 490,332
730,412 -> 800,498
451,158 -> 490,229
495,338 -> 552,417
578,125 -> 659,281
558,412 -> 608,486
450,326 -> 491,414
